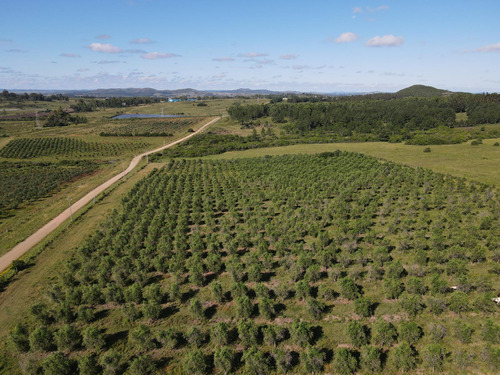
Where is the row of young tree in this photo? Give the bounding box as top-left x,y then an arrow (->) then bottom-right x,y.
8,153 -> 499,373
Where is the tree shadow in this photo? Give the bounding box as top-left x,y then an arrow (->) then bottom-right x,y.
106,330 -> 128,348
181,288 -> 199,303
204,305 -> 217,320
261,271 -> 276,282
311,325 -> 324,345
161,305 -> 179,319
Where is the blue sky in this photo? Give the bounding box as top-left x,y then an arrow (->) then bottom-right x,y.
1,0 -> 499,92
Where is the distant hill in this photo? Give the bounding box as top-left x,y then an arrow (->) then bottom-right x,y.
396,85 -> 452,98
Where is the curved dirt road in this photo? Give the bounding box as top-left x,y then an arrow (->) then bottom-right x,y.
0,116 -> 220,272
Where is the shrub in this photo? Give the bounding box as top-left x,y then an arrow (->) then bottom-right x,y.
42,352 -> 74,375
334,348 -> 358,375
354,297 -> 375,317
29,326 -> 54,352
301,345 -> 326,374
423,147 -> 431,152
345,321 -> 368,348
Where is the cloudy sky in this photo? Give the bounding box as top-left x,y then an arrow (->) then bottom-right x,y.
1,0 -> 499,92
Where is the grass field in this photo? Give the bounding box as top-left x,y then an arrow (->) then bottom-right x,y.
205,138 -> 500,186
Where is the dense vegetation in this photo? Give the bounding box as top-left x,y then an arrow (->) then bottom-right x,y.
99,117 -> 207,137
0,138 -> 149,159
0,90 -> 68,103
8,153 -> 499,374
43,108 -> 87,127
0,161 -> 97,218
71,97 -> 162,112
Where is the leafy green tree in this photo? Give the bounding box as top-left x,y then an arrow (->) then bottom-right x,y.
210,281 -> 224,303
481,319 -> 500,344
334,348 -> 358,375
454,321 -> 474,343
236,295 -> 253,318
169,282 -> 181,302
389,342 -> 417,372
398,321 -> 422,346
372,320 -> 398,347
144,284 -> 163,304
399,292 -> 424,316
231,282 -> 247,299
291,320 -> 314,347
306,297 -> 325,320
54,324 -> 81,351
29,326 -> 54,352
42,352 -> 73,375
339,277 -> 360,300
238,320 -> 258,347
242,346 -> 269,375
422,344 -> 446,372
448,291 -> 470,314
142,301 -> 161,321
185,327 -> 204,348
78,353 -> 101,375
301,345 -> 325,374
259,297 -> 275,320
121,303 -> 141,323
189,298 -> 205,320
354,296 -> 375,317
157,328 -> 178,349
427,296 -> 447,315
77,306 -> 95,323
384,278 -> 404,299
360,345 -> 382,373
8,323 -> 30,352
214,346 -> 234,375
345,321 -> 368,347
100,350 -> 121,375
128,324 -> 156,352
82,326 -> 105,351
211,322 -> 230,346
128,355 -> 156,375
295,280 -> 311,300
183,349 -> 207,375
273,348 -> 293,374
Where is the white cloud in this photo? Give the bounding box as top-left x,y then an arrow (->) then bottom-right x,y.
95,60 -> 122,64
130,38 -> 153,44
212,56 -> 235,61
96,34 -> 111,40
352,6 -> 363,13
367,5 -> 389,12
60,53 -> 81,58
238,52 -> 268,58
475,42 -> 500,52
334,32 -> 358,44
77,68 -> 90,72
88,43 -> 121,53
365,35 -> 404,47
280,53 -> 297,60
141,51 -> 180,59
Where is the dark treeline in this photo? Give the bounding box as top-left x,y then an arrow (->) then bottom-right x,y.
0,90 -> 68,102
70,97 -> 162,112
231,94 -> 500,137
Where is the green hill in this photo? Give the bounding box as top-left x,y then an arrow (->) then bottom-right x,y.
396,84 -> 452,98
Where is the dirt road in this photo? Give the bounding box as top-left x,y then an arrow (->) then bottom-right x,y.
0,117 -> 220,272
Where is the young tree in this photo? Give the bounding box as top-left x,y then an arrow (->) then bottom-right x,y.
372,320 -> 398,347
448,291 -> 470,314
307,298 -> 325,320
339,277 -> 360,300
291,320 -> 314,347
189,298 -> 205,320
42,352 -> 73,375
259,297 -> 275,320
422,344 -> 446,372
211,322 -> 230,346
8,323 -> 30,352
210,281 -> 224,303
128,355 -> 156,375
345,321 -> 368,348
169,282 -> 181,302
360,345 -> 382,373
481,319 -> 500,344
235,295 -> 253,318
54,324 -> 81,351
398,321 -> 422,346
185,327 -> 204,348
237,320 -> 258,347
389,342 -> 417,372
183,349 -> 207,375
82,326 -> 105,351
128,325 -> 156,352
399,292 -> 424,316
333,348 -> 358,375
29,326 -> 54,352
301,345 -> 326,374
78,354 -> 101,375
354,296 -> 375,317
273,349 -> 293,374
242,346 -> 269,375
99,350 -> 121,375
454,321 -> 474,344
157,328 -> 178,349
214,346 -> 234,375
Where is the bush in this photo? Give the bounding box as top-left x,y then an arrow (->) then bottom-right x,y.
422,344 -> 446,372
423,147 -> 431,152
184,349 -> 207,375
8,323 -> 30,352
29,326 -> 54,352
42,352 -> 74,375
128,325 -> 156,352
398,321 -> 422,346
360,346 -> 382,373
78,354 -> 101,375
390,342 -> 417,372
242,346 -> 269,375
334,348 -> 358,375
354,297 -> 375,317
301,345 -> 326,374
372,320 -> 398,347
214,346 -> 234,375
345,321 -> 368,347
128,355 -> 156,375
